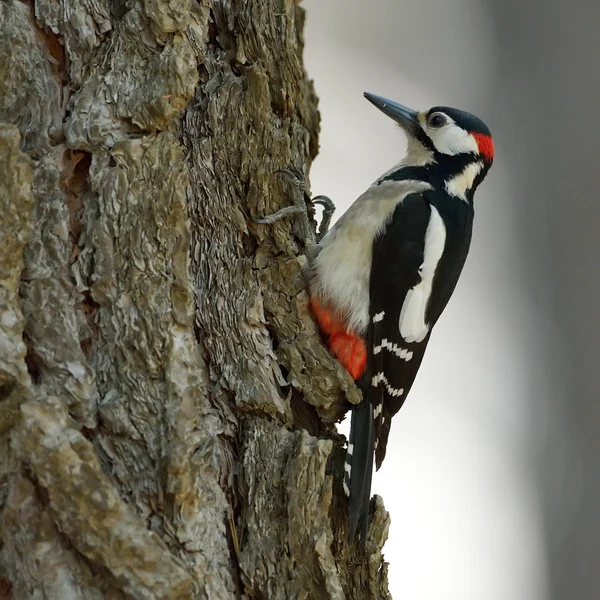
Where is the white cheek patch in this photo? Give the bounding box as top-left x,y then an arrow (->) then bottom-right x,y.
445,161 -> 483,201
429,125 -> 479,156
399,206 -> 446,342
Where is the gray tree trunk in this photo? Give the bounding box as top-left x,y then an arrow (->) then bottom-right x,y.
0,1 -> 391,598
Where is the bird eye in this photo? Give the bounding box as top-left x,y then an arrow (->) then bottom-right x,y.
427,113 -> 446,128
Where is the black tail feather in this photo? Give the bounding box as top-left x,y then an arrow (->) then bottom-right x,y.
346,399 -> 375,541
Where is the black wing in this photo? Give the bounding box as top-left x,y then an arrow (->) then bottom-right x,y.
347,191 -> 473,539
346,193 -> 430,540
368,190 -> 474,468
368,193 -> 432,468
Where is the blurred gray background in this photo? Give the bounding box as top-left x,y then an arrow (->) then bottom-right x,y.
303,1 -> 600,598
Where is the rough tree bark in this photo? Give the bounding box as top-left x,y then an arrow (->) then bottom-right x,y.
0,1 -> 391,598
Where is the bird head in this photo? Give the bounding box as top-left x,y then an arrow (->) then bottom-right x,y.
364,92 -> 494,199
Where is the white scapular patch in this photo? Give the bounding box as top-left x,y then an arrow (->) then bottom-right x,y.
311,180 -> 432,334
445,161 -> 483,201
373,311 -> 385,323
371,372 -> 404,398
373,338 -> 413,361
399,206 -> 446,343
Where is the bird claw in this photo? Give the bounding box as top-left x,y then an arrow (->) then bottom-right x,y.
312,195 -> 335,242
253,169 -> 335,244
252,204 -> 306,225
275,168 -> 306,190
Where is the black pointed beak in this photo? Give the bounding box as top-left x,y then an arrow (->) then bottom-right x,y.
364,92 -> 421,136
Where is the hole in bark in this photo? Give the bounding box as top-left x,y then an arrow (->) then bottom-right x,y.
290,390 -> 325,437
70,151 -> 92,189
262,316 -> 280,354
26,473 -> 51,508
24,344 -> 42,385
111,0 -> 129,21
80,425 -> 97,440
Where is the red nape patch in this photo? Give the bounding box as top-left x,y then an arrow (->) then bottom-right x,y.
310,296 -> 367,380
472,132 -> 494,162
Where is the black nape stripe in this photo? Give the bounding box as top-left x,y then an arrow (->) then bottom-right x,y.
379,166 -> 429,184
379,152 -> 485,192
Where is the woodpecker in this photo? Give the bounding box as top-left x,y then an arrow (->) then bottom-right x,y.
308,93 -> 494,540
253,92 -> 494,541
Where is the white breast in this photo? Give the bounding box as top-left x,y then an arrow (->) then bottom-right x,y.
310,180 -> 432,335
398,205 -> 446,342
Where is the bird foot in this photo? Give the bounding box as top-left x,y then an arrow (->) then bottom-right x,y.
253,169 -> 335,243
312,194 -> 336,242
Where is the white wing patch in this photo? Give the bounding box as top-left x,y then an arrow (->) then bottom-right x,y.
399,206 -> 446,343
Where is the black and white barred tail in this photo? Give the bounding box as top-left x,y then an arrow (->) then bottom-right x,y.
345,398 -> 375,541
